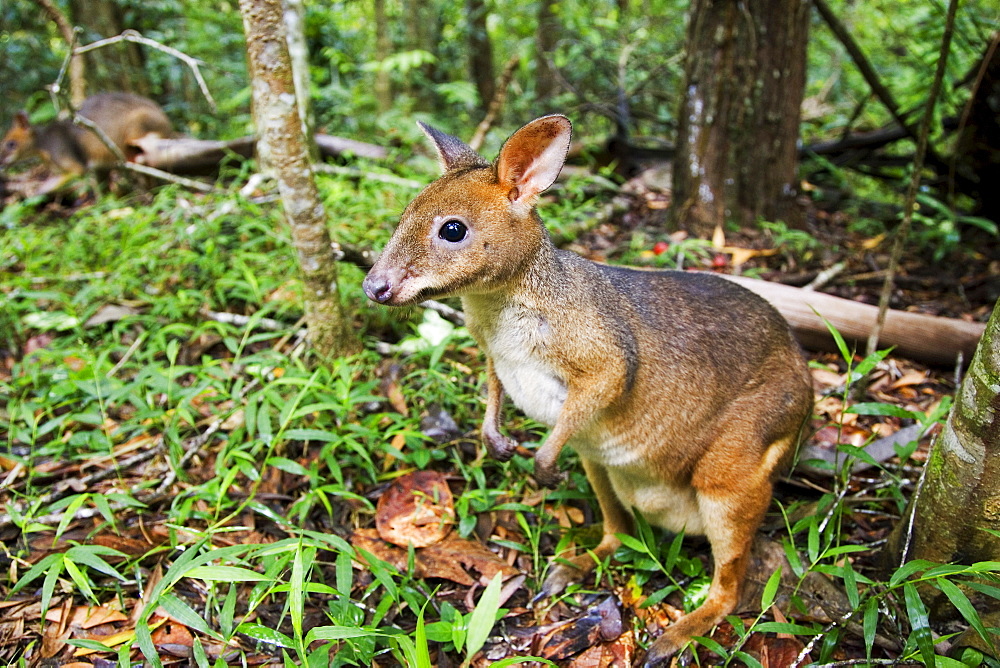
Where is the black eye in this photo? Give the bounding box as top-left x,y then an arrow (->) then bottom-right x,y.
438,219 -> 467,243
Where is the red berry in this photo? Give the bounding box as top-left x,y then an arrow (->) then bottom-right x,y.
652,241 -> 669,255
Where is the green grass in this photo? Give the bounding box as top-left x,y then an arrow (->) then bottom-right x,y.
2,180 -> 998,666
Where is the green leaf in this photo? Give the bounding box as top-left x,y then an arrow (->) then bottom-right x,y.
732,650 -> 765,668
889,559 -> 937,587
751,621 -> 821,635
185,566 -> 269,582
845,402 -> 923,419
818,314 -> 852,363
465,572 -> 503,662
266,456 -> 311,477
616,533 -> 649,554
159,593 -> 221,640
237,622 -> 295,648
414,606 -> 432,668
903,582 -> 935,666
937,579 -> 996,653
761,567 -> 782,611
63,558 -> 96,602
842,560 -> 859,610
863,598 -> 878,660
135,620 -> 163,668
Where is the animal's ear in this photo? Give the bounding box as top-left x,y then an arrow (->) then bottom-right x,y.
417,121 -> 488,173
495,115 -> 571,205
13,111 -> 31,129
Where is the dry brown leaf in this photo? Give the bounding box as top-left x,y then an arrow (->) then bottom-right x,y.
889,370 -> 928,390
351,529 -> 519,586
150,618 -> 195,656
376,471 -> 455,548
419,535 -> 520,585
73,617 -> 167,656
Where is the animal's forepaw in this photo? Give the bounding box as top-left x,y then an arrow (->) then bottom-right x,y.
483,431 -> 518,461
533,460 -> 567,488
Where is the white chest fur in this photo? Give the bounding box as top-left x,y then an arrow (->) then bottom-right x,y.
470,300 -> 567,427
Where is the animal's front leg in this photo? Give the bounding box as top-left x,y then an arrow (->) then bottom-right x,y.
533,370 -> 624,488
481,358 -> 518,461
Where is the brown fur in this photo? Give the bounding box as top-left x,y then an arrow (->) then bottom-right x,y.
363,116 -> 813,665
0,93 -> 173,189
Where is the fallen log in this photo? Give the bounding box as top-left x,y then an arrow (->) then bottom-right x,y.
132,133 -> 387,174
720,273 -> 986,366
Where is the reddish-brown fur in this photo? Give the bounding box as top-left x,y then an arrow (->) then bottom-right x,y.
363,116 -> 813,665
0,93 -> 173,190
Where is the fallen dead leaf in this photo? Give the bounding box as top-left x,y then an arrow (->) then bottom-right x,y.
376,470 -> 455,548
351,529 -> 519,586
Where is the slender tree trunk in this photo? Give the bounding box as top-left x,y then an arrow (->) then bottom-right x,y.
671,0 -> 809,237
466,0 -> 495,111
282,0 -> 315,156
238,0 -> 355,358
535,0 -> 558,100
892,301 -> 1000,568
373,0 -> 392,114
34,0 -> 87,105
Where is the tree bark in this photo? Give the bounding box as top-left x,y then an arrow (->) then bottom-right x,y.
34,0 -> 87,105
68,0 -> 149,95
671,0 -> 809,237
373,0 -> 392,114
282,0 -> 316,156
893,301 -> 1000,567
238,0 -> 355,358
466,0 -> 495,111
535,0 -> 558,100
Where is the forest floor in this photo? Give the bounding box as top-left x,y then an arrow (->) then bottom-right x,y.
1,175 -> 998,667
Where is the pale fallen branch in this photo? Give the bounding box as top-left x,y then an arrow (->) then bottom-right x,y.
315,164 -> 424,189
75,29 -> 216,110
124,162 -> 216,192
720,273 -> 985,366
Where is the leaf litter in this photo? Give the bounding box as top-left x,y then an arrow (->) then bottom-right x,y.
1,187 -> 993,666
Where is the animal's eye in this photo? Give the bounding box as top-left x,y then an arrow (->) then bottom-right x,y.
438,219 -> 467,243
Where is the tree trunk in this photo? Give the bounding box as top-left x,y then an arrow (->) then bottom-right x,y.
282,0 -> 316,157
68,0 -> 149,95
953,33 -> 1000,231
373,0 -> 392,114
535,0 -> 558,100
34,0 -> 87,105
671,0 -> 809,237
892,300 -> 1000,567
238,0 -> 355,358
466,0 -> 495,111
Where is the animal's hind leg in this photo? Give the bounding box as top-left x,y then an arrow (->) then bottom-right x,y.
641,433 -> 795,665
538,458 -> 633,597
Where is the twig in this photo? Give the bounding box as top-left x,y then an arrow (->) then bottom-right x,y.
803,261 -> 845,291
813,0 -> 945,169
106,331 -> 147,378
37,0 -> 85,106
75,29 -> 216,111
314,164 -> 424,189
73,114 -> 126,162
30,271 -> 109,284
864,0 -> 959,358
124,162 -> 216,192
0,443 -> 166,529
420,300 -> 466,327
202,309 -> 290,332
469,55 -> 520,152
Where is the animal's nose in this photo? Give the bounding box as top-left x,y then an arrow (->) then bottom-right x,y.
362,274 -> 393,303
